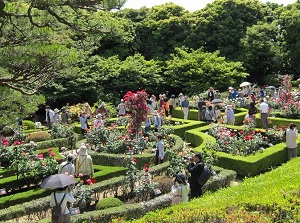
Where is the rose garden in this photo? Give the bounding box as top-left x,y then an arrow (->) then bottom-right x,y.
1,77 -> 300,222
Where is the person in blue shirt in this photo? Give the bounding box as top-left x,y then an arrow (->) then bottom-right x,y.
259,88 -> 265,98
231,89 -> 238,100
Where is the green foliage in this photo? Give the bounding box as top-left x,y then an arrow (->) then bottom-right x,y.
165,48 -> 248,94
0,87 -> 45,127
96,197 -> 123,210
22,120 -> 36,130
51,124 -> 75,139
26,131 -> 51,143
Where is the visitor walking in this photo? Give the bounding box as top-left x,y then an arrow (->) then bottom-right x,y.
205,106 -> 215,124
197,98 -> 206,121
58,154 -> 75,177
286,123 -> 298,160
117,99 -> 126,116
259,99 -> 269,129
181,96 -> 189,120
52,109 -> 61,125
75,144 -> 94,184
50,185 -> 75,223
225,105 -> 235,125
187,153 -> 204,199
155,135 -> 164,165
208,87 -> 214,102
45,105 -> 55,129
168,95 -> 176,116
79,112 -> 88,136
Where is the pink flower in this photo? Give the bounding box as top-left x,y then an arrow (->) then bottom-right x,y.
48,148 -> 53,152
56,158 -> 60,162
138,131 -> 143,135
37,154 -> 43,159
50,152 -> 55,157
133,158 -> 137,163
78,173 -> 83,177
145,167 -> 149,172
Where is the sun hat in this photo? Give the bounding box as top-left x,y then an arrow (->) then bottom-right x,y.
79,145 -> 88,156
96,114 -> 102,119
54,108 -> 59,113
175,173 -> 187,184
227,105 -> 232,109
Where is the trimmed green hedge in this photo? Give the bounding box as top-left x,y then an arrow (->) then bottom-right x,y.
129,157 -> 300,223
0,162 -> 236,222
75,135 -> 184,169
255,114 -> 300,129
185,125 -> 300,176
0,165 -> 126,210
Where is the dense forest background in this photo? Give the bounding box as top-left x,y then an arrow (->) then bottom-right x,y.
1,0 -> 300,124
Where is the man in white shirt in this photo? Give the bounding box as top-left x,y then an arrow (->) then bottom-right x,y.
259,99 -> 269,129
45,105 -> 55,129
285,123 -> 298,160
58,154 -> 75,176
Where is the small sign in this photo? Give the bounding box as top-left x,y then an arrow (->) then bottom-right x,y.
153,188 -> 161,196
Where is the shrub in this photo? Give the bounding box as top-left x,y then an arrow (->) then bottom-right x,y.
23,120 -> 35,130
26,131 -> 51,142
152,175 -> 173,194
96,197 -> 123,210
51,124 -> 75,139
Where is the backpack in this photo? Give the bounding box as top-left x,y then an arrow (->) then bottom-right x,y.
52,192 -> 66,223
197,163 -> 212,186
282,131 -> 287,142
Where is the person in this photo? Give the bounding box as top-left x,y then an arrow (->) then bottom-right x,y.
84,103 -> 93,118
187,153 -> 204,199
231,89 -> 238,100
144,115 -> 151,134
164,96 -> 169,117
58,154 -> 75,176
155,135 -> 164,165
75,144 -> 94,184
214,105 -> 222,123
50,185 -> 76,223
197,98 -> 206,121
168,95 -> 176,116
215,90 -> 221,99
181,96 -> 189,120
201,105 -> 207,123
150,95 -> 157,110
171,173 -> 190,205
208,87 -> 214,102
152,111 -> 162,131
259,99 -> 269,129
79,112 -> 88,136
45,105 -> 55,129
225,105 -> 235,125
52,109 -> 61,125
248,102 -> 257,122
286,123 -> 298,160
61,108 -> 69,125
250,93 -> 256,104
259,88 -> 265,98
93,114 -> 103,128
178,93 -> 184,107
99,102 -> 108,118
205,106 -> 215,124
117,99 -> 126,116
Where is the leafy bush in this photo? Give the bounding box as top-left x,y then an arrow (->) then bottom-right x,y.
96,197 -> 123,210
152,175 -> 173,194
23,120 -> 35,130
51,124 -> 75,139
26,131 -> 51,142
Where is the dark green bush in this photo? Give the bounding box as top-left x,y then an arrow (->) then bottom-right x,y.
96,197 -> 123,210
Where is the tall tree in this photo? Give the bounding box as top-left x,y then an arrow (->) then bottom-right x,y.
186,0 -> 265,60
165,47 -> 248,94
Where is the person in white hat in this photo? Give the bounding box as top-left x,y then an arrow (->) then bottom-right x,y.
75,145 -> 94,184
58,154 -> 75,176
52,108 -> 61,125
93,114 -> 103,128
117,99 -> 126,116
225,105 -> 235,125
